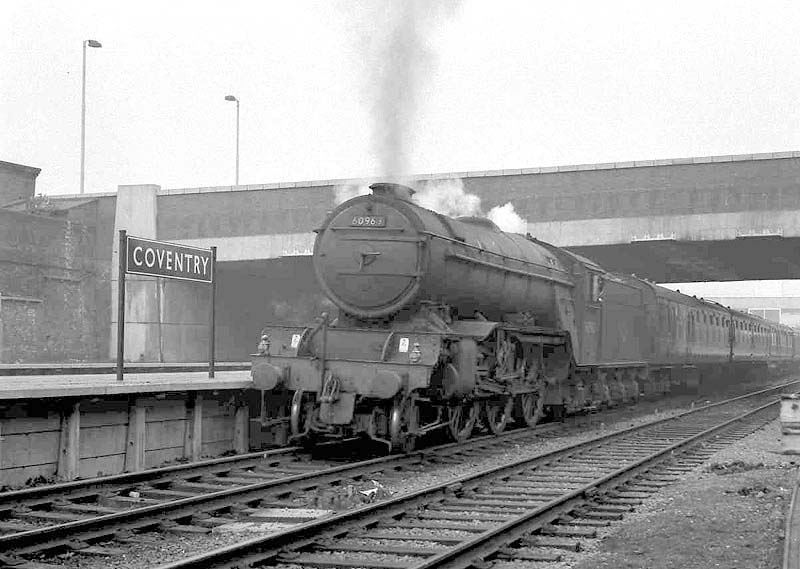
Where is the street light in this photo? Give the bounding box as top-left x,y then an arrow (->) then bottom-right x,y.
224,95 -> 240,186
80,39 -> 102,194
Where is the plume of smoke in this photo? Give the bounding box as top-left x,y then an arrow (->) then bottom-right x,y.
332,183 -> 372,206
367,1 -> 462,177
413,178 -> 481,217
488,202 -> 528,234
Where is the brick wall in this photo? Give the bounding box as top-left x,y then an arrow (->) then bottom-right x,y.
0,160 -> 40,206
63,197 -> 116,360
0,210 -> 100,363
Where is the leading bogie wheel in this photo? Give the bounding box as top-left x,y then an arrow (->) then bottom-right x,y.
389,395 -> 419,453
290,389 -> 312,437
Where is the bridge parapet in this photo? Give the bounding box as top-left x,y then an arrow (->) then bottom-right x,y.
528,209 -> 800,247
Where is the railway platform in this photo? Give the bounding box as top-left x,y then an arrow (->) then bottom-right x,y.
0,369 -> 252,399
0,364 -> 258,489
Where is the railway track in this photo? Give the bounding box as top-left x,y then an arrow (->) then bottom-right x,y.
0,418 -> 565,565
146,382 -> 794,569
0,381 -> 793,567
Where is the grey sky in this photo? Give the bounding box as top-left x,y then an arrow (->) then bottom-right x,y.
2,0 -> 799,196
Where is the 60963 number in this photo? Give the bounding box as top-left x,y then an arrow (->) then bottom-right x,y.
351,215 -> 386,227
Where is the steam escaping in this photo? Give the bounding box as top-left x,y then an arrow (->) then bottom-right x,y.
487,203 -> 528,234
415,178 -> 529,234
413,179 -> 480,217
332,183 -> 371,205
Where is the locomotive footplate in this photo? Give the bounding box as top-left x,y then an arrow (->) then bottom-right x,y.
249,320 -> 570,447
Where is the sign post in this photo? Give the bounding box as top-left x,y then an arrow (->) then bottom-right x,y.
117,230 -> 127,381
208,246 -> 217,378
117,234 -> 216,380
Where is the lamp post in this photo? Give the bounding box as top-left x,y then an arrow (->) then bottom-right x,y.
224,95 -> 240,186
80,39 -> 102,194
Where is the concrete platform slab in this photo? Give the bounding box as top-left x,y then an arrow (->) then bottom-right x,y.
0,362 -> 250,376
0,370 -> 252,400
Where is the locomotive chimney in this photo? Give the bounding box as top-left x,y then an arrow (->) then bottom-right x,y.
369,182 -> 416,201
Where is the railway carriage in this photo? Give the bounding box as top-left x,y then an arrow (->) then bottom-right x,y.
250,182 -> 796,451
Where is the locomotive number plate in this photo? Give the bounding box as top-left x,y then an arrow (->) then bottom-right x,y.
351,215 -> 386,227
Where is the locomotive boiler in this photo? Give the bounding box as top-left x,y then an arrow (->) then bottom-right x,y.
251,182 -> 795,451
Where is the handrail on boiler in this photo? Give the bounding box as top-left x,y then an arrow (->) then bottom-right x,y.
423,230 -> 571,276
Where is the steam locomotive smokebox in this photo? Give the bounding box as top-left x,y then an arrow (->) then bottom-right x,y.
781,394 -> 800,454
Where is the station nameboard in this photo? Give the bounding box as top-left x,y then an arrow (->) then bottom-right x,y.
125,236 -> 213,283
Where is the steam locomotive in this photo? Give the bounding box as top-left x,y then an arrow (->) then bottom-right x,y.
251,182 -> 796,451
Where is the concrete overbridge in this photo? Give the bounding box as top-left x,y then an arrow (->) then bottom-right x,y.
157,150 -> 800,284
46,150 -> 800,362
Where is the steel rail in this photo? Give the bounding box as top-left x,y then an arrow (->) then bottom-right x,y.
784,468 -> 800,569
416,400 -> 777,569
0,416 -> 560,507
0,421 -> 562,555
2,379 -> 795,564
0,447 -> 298,502
0,451 -> 407,551
3,376 -> 783,506
153,381 -> 797,569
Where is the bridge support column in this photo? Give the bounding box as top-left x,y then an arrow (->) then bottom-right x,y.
110,184 -> 160,362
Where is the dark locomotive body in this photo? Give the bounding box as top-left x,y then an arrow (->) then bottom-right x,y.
251,183 -> 796,450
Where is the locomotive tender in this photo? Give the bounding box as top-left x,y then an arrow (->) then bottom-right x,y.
251,182 -> 795,451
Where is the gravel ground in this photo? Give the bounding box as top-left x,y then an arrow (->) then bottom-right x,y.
567,417 -> 798,569
45,381 -> 798,569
